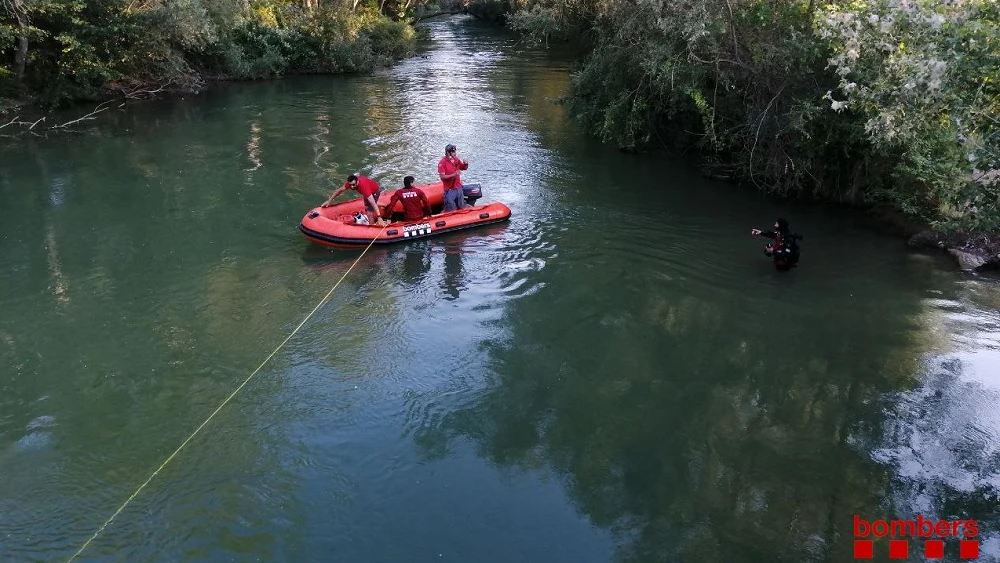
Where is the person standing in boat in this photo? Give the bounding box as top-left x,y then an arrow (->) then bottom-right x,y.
321,174 -> 382,217
382,176 -> 431,223
751,217 -> 801,271
438,144 -> 469,212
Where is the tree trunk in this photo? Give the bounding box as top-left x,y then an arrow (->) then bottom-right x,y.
10,0 -> 29,84
412,8 -> 467,23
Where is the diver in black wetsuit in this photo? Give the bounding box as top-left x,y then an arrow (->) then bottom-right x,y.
751,217 -> 802,271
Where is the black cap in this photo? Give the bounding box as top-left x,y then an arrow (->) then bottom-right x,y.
445,144 -> 456,153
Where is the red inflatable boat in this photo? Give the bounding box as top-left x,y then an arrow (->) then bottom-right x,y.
298,181 -> 511,248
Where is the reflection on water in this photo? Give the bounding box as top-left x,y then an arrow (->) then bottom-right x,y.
870,281 -> 1000,559
413,230 -> 928,561
246,120 -> 263,174
45,223 -> 70,304
401,243 -> 433,288
439,242 -> 467,301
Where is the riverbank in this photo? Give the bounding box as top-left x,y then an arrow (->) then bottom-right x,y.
504,0 -> 1000,268
1,16 -> 429,135
1,1 -> 428,115
0,60 -> 408,124
908,229 -> 1000,272
4,3 -> 996,274
855,206 -> 1000,272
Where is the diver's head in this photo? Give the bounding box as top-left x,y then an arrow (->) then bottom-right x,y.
775,217 -> 789,233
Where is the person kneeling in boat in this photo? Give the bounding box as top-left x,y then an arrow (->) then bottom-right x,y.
321,174 -> 385,223
381,176 -> 431,223
751,217 -> 802,271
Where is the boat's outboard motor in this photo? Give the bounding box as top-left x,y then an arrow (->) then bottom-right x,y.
462,184 -> 483,206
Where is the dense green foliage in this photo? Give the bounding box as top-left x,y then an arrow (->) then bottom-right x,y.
507,0 -> 1000,232
5,0 -> 995,230
0,0 -> 427,108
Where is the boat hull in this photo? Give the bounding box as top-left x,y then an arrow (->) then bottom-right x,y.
298,181 -> 511,248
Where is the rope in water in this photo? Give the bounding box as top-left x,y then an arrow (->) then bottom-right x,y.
65,223 -> 389,562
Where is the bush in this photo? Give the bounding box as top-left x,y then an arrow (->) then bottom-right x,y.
0,0 -> 424,107
506,0 -> 1000,231
506,5 -> 563,45
817,0 -> 1000,231
363,18 -> 417,63
467,0 -> 513,23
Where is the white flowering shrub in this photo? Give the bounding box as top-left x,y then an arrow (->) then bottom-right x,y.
817,0 -> 1000,231
502,0 -> 998,230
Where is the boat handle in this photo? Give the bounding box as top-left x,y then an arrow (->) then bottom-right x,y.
435,221 -> 446,227
479,213 -> 489,219
387,229 -> 398,236
308,211 -> 320,219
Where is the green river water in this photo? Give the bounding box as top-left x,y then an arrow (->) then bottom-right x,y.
1,16 -> 999,563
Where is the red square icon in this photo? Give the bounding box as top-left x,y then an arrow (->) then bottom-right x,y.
960,540 -> 979,559
889,540 -> 908,559
925,540 -> 945,559
854,540 -> 873,559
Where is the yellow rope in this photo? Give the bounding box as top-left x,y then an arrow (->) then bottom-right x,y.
66,223 -> 389,562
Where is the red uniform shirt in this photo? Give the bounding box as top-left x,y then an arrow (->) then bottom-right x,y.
345,175 -> 380,198
384,187 -> 430,221
437,156 -> 468,190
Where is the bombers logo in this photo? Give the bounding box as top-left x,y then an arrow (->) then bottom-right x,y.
853,515 -> 980,559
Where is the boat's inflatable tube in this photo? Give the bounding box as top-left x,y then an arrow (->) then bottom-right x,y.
299,182 -> 511,248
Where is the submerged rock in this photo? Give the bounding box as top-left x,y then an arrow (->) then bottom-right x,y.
908,230 -> 947,249
948,248 -> 991,271
909,230 -> 1000,271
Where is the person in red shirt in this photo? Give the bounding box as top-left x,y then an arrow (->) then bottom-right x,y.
321,174 -> 382,216
382,176 -> 431,222
437,144 -> 469,212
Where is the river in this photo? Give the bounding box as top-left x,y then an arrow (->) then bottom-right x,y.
1,16 -> 999,563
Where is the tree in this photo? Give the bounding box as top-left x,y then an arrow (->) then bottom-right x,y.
817,0 -> 1000,231
1,0 -> 29,84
